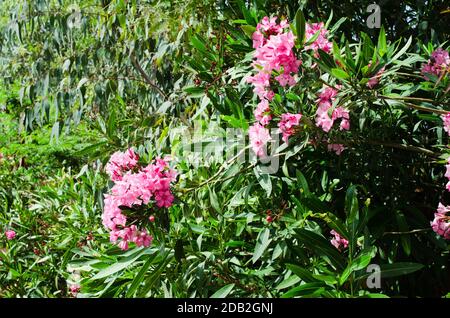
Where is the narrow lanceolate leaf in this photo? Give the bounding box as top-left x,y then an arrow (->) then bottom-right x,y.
276,276 -> 301,290
294,229 -> 346,270
138,251 -> 173,297
331,68 -> 350,80
294,9 -> 306,46
345,185 -> 359,219
314,213 -> 349,240
92,248 -> 148,280
392,36 -> 412,61
395,211 -> 411,256
126,251 -> 158,297
339,252 -> 373,285
286,264 -> 317,283
281,282 -> 326,298
355,262 -> 425,281
252,228 -> 272,263
378,26 -> 387,57
210,283 -> 235,298
241,25 -> 256,39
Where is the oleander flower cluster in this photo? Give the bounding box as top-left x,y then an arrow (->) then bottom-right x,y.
103,149 -> 177,250
431,203 -> 450,240
247,17 -> 305,156
366,61 -> 385,89
315,86 -> 350,133
314,86 -> 350,155
421,48 -> 450,81
304,22 -> 332,56
330,230 -> 349,250
1,229 -> 16,240
433,147 -> 450,240
278,113 -> 302,143
441,113 -> 450,137
247,17 -> 351,158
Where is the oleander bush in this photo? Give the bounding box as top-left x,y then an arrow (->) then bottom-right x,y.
0,0 -> 449,298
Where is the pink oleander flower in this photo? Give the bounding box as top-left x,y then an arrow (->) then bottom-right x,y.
103,154 -> 176,250
431,203 -> 450,240
332,107 -> 350,131
441,113 -> 450,136
421,48 -> 450,80
247,17 -> 301,111
366,62 -> 386,89
252,16 -> 289,48
69,284 -> 80,295
315,86 -> 350,133
246,71 -> 272,100
444,157 -> 450,191
327,143 -> 346,155
330,230 -> 349,250
254,31 -> 300,77
316,110 -> 334,132
105,148 -> 140,181
249,123 -> 271,157
278,113 -> 302,143
275,73 -> 296,87
318,87 -> 338,102
304,22 -> 332,56
5,230 -> 16,240
254,99 -> 272,126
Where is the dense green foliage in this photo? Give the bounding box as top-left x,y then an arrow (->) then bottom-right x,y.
0,0 -> 449,298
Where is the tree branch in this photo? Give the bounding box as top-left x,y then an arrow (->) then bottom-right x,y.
130,52 -> 168,100
383,228 -> 431,236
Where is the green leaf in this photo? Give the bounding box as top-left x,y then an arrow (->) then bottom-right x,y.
125,250 -> 158,297
92,248 -> 148,280
391,37 -> 412,61
295,229 -> 346,270
331,68 -> 350,80
329,17 -> 347,34
252,228 -> 272,263
356,262 -> 424,281
318,49 -> 336,69
314,213 -> 349,240
138,251 -> 173,297
305,30 -> 321,46
281,282 -> 325,298
395,212 -> 411,256
241,25 -> 256,38
208,186 -> 221,213
190,34 -> 216,61
332,41 -> 345,66
276,276 -> 301,290
221,115 -> 247,129
286,264 -> 317,283
294,9 -> 306,45
378,26 -> 387,57
363,293 -> 390,298
258,173 -> 272,197
75,141 -> 108,157
237,0 -> 255,26
296,170 -> 310,196
345,185 -> 359,223
345,185 -> 360,255
339,252 -> 373,285
211,283 -> 235,298
183,85 -> 205,98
